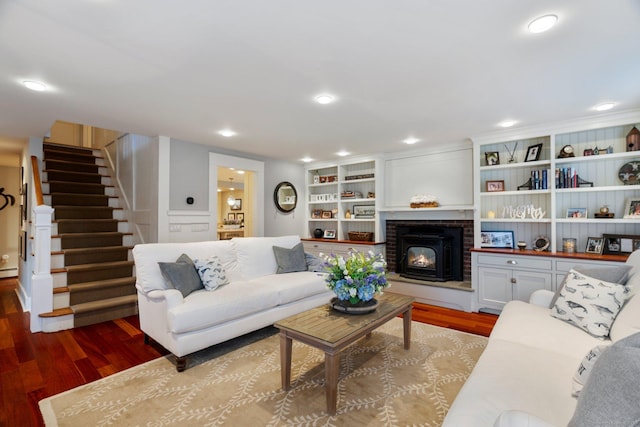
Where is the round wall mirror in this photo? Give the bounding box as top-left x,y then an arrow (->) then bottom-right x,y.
274,181 -> 297,213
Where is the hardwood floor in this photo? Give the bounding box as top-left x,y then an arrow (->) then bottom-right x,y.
0,277 -> 497,427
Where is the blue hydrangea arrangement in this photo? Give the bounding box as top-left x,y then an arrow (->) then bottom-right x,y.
322,250 -> 388,304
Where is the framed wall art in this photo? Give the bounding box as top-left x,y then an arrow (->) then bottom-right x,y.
486,180 -> 505,192
524,143 -> 542,162
485,151 -> 500,166
585,237 -> 604,254
480,230 -> 514,248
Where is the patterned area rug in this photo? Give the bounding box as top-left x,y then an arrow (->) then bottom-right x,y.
39,318 -> 487,426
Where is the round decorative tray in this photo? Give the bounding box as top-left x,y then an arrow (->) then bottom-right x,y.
330,297 -> 378,315
618,161 -> 640,185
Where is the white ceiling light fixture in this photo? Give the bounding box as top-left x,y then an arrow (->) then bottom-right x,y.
236,170 -> 245,174
528,14 -> 558,34
594,102 -> 616,112
403,137 -> 420,145
314,94 -> 336,104
336,150 -> 350,157
23,80 -> 47,91
301,157 -> 314,163
498,120 -> 517,128
218,129 -> 237,137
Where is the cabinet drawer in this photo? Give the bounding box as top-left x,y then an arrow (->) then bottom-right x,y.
556,259 -> 623,273
477,254 -> 552,270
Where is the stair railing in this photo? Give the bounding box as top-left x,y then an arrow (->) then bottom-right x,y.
29,155 -> 54,332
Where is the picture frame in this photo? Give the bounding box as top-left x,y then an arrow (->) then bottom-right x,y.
524,143 -> 543,162
585,237 -> 604,254
227,213 -> 236,220
602,234 -> 640,255
485,151 -> 500,166
566,207 -> 587,218
230,199 -> 242,210
486,180 -> 505,192
353,204 -> 375,218
311,209 -> 322,219
321,210 -> 332,219
323,229 -> 336,239
480,230 -> 515,248
236,213 -> 244,222
623,198 -> 640,218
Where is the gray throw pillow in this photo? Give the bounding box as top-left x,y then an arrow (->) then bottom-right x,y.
305,252 -> 326,272
550,265 -> 632,308
273,242 -> 307,274
568,332 -> 640,427
158,253 -> 203,297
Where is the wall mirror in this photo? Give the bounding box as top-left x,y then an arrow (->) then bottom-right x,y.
274,181 -> 297,213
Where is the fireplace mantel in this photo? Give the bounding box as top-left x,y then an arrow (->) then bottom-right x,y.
379,205 -> 475,221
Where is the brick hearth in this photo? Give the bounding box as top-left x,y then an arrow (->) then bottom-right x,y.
385,219 -> 474,282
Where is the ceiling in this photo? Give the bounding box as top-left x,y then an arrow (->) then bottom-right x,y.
1,1 -> 640,163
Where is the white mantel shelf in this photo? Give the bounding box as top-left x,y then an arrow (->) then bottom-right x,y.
379,205 -> 475,212
379,205 -> 475,221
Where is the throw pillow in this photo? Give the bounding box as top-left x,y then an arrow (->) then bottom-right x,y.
572,345 -> 607,397
273,242 -> 307,274
194,256 -> 229,291
550,265 -> 632,308
305,252 -> 326,272
158,253 -> 203,297
568,332 -> 640,427
550,269 -> 629,338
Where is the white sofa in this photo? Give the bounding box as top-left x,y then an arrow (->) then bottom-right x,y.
443,250 -> 640,427
133,235 -> 333,371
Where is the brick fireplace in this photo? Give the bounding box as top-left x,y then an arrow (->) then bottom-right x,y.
386,219 -> 473,282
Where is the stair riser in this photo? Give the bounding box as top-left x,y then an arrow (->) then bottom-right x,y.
45,160 -> 100,174
41,314 -> 74,333
57,221 -> 119,234
44,151 -> 97,164
53,207 -> 115,220
48,182 -> 106,195
69,283 -> 136,305
64,249 -> 130,266
52,221 -> 129,234
44,171 -> 111,185
50,194 -> 109,207
43,144 -> 94,155
52,234 -> 132,252
73,304 -> 138,328
53,292 -> 70,310
67,265 -> 133,285
61,235 -> 123,249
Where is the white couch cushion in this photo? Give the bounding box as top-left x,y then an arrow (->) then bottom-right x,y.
231,235 -> 301,281
490,300 -> 609,359
134,241 -> 236,293
246,271 -> 329,305
610,293 -> 640,342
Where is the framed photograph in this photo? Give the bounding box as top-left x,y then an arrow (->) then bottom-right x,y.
480,230 -> 515,248
230,199 -> 242,210
323,229 -> 336,239
585,237 -> 604,254
236,213 -> 244,222
485,151 -> 500,166
566,207 -> 587,218
353,204 -> 375,218
486,180 -> 505,192
227,213 -> 236,220
524,143 -> 543,162
623,198 -> 640,218
311,209 -> 322,219
602,234 -> 640,255
321,210 -> 332,219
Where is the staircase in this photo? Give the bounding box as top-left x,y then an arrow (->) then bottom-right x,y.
39,142 -> 137,330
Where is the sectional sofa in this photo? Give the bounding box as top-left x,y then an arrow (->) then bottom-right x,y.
133,235 -> 332,371
443,250 -> 640,427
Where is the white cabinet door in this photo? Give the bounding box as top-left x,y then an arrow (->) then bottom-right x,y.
478,267 -> 512,310
513,270 -> 552,302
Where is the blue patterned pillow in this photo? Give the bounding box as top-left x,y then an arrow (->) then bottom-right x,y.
551,269 -> 630,338
194,256 -> 229,291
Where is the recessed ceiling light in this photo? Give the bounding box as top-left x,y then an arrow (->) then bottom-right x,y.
218,129 -> 237,137
403,137 -> 420,145
314,94 -> 335,104
594,102 -> 616,111
336,150 -> 350,157
236,170 -> 245,174
23,80 -> 47,91
498,120 -> 517,128
528,14 -> 558,33
301,157 -> 314,163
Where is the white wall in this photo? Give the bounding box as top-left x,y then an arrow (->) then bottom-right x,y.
0,165 -> 20,277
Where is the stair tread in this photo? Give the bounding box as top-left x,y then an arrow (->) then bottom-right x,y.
55,231 -> 131,237
72,294 -> 138,313
46,180 -> 109,187
54,218 -> 121,223
68,277 -> 136,290
64,260 -> 134,272
52,246 -> 133,255
44,169 -> 109,177
44,158 -> 101,166
39,307 -> 73,318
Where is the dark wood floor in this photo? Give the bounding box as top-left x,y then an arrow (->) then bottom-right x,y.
0,277 -> 497,427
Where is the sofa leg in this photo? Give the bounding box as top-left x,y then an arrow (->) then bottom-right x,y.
176,356 -> 187,372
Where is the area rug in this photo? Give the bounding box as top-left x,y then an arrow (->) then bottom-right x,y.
39,318 -> 487,426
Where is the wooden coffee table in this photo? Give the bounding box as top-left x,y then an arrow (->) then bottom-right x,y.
274,293 -> 414,415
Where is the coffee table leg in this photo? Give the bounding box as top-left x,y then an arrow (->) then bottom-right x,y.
325,351 -> 339,415
280,332 -> 292,390
403,306 -> 412,350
